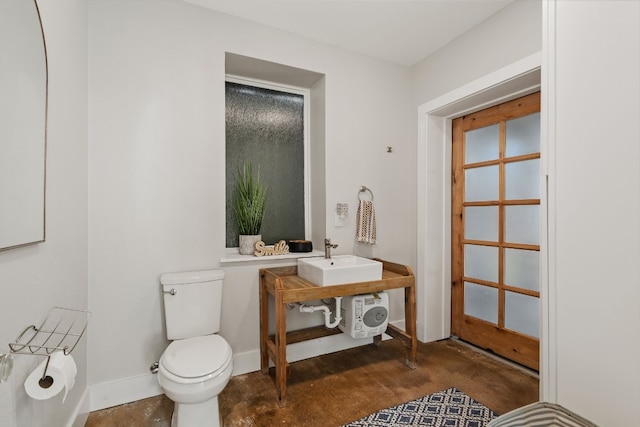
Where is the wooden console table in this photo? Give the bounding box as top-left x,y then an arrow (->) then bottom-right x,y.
259,259 -> 417,407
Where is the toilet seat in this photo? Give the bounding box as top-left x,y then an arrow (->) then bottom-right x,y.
160,335 -> 232,381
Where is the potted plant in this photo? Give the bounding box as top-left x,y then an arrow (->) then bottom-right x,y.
233,162 -> 267,255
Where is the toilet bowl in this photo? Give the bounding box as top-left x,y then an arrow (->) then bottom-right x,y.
158,335 -> 233,426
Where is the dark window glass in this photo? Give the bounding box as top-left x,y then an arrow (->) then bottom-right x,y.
226,81 -> 306,247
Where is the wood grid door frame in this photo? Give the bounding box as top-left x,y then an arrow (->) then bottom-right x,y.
451,92 -> 541,370
415,55 -> 545,378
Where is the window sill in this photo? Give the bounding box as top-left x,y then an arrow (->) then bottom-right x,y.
220,250 -> 324,265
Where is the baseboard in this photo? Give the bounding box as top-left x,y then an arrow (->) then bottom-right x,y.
90,372 -> 162,412
89,320 -> 403,411
233,320 -> 402,375
232,333 -> 375,376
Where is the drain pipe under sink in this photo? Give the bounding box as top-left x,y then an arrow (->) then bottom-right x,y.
298,297 -> 343,329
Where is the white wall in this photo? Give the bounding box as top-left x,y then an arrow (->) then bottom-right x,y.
88,0 -> 413,409
412,0 -> 542,107
547,1 -> 640,424
0,1 -> 89,426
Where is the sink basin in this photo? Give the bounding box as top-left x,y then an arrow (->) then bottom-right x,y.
297,255 -> 383,286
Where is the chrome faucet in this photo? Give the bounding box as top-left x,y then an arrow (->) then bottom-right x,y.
324,238 -> 338,259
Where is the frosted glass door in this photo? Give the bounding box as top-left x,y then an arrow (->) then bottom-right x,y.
451,92 -> 541,370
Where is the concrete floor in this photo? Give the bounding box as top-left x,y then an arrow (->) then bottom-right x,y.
85,338 -> 539,426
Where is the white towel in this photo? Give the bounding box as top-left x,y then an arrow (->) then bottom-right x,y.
356,200 -> 376,244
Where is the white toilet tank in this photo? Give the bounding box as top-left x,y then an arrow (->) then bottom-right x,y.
160,269 -> 225,340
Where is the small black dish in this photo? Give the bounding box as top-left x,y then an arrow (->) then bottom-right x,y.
288,240 -> 313,252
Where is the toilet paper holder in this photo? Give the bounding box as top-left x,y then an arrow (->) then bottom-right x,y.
4,307 -> 90,382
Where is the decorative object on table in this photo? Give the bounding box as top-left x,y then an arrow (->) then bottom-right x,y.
356,186 -> 376,244
254,240 -> 289,257
233,162 -> 267,255
341,387 -> 496,427
288,239 -> 313,253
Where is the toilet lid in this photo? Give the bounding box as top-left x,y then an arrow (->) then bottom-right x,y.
161,335 -> 231,378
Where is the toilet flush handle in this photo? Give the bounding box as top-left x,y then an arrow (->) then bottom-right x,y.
163,288 -> 177,296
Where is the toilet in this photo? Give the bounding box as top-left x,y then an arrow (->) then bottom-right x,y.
158,269 -> 233,427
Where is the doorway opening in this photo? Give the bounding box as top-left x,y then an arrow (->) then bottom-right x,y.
415,54 -> 544,380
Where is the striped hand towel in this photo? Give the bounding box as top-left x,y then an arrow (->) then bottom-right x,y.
356,200 -> 376,244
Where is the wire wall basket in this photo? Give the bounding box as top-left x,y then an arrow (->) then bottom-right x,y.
9,307 -> 91,357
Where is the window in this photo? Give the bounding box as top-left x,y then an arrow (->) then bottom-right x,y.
225,78 -> 309,248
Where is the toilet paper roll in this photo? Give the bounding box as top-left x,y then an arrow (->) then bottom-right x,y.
24,351 -> 77,403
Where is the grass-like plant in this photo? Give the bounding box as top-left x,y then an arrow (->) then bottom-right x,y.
233,162 -> 267,235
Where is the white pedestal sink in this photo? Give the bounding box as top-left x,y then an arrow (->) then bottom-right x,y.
297,255 -> 382,286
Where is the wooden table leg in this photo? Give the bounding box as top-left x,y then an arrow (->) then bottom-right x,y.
274,281 -> 288,407
404,284 -> 418,369
259,273 -> 269,374
373,334 -> 382,347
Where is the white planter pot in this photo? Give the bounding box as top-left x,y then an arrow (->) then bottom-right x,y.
238,234 -> 261,255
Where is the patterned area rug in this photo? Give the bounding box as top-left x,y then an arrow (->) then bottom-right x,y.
342,387 -> 496,427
